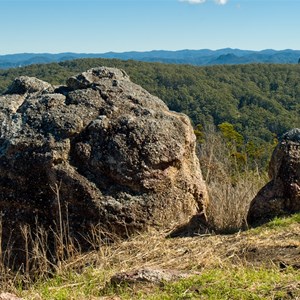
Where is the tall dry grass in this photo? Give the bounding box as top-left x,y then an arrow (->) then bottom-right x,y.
0,179 -> 129,293
197,125 -> 268,233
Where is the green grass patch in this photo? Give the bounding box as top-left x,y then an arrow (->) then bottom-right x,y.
22,267 -> 109,300
248,212 -> 300,235
142,267 -> 300,300
33,266 -> 298,300
265,213 -> 300,229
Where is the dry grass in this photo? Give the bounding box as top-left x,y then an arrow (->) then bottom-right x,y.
0,127 -> 295,299
16,215 -> 300,299
197,126 -> 268,233
18,216 -> 297,279
82,220 -> 300,272
0,196 -> 298,299
206,173 -> 267,233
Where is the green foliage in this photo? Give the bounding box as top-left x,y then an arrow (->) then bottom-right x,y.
194,124 -> 205,144
218,122 -> 244,148
217,122 -> 246,169
198,124 -> 272,175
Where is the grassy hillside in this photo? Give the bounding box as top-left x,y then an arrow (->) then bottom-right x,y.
0,150 -> 298,299
0,60 -> 299,299
6,213 -> 298,299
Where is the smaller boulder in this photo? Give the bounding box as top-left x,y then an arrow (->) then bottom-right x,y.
5,76 -> 53,95
66,67 -> 129,90
110,268 -> 189,285
247,128 -> 300,225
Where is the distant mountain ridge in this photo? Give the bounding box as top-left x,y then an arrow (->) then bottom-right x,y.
1,48 -> 300,69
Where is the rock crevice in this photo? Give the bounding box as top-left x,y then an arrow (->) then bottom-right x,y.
0,67 -> 208,250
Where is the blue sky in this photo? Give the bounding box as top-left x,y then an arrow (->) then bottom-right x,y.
0,0 -> 299,54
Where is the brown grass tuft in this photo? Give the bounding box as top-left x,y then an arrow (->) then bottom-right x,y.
197,125 -> 268,233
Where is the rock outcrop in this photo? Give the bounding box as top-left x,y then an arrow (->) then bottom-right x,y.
247,128 -> 300,225
0,67 -> 208,252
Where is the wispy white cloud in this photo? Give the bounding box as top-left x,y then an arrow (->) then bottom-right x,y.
179,0 -> 206,4
179,0 -> 229,4
215,0 -> 228,5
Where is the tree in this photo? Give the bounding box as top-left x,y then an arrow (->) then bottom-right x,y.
218,122 -> 244,149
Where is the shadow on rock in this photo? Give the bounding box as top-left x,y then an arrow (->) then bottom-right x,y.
0,67 -> 209,269
247,128 -> 300,226
167,214 -> 210,238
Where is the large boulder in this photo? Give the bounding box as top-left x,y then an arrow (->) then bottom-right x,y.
0,67 -> 208,251
247,128 -> 300,225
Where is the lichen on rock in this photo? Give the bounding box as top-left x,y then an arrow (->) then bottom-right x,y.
247,128 -> 300,225
0,67 -> 208,252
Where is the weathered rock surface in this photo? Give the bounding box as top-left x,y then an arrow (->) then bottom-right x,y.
248,128 -> 300,225
110,268 -> 190,285
0,67 -> 208,252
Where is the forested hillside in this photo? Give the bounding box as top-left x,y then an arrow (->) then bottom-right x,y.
0,59 -> 299,169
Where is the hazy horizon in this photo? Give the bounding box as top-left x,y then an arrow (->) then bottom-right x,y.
1,0 -> 300,55
2,47 -> 300,56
